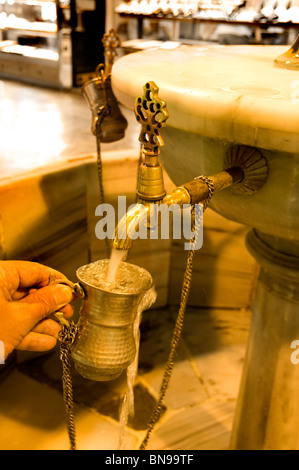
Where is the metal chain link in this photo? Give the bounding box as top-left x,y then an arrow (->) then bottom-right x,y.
95,93 -> 111,258
194,175 -> 215,209
139,176 -> 215,450
58,321 -> 78,451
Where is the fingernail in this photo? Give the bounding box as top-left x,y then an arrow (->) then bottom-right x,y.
53,284 -> 73,309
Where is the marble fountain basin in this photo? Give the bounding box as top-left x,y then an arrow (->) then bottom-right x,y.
113,44 -> 299,450
112,45 -> 299,242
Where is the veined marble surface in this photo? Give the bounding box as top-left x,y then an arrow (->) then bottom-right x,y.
112,44 -> 299,154
0,79 -> 139,183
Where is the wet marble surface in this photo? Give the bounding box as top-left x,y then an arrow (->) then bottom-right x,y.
0,306 -> 251,450
112,44 -> 299,154
0,79 -> 140,181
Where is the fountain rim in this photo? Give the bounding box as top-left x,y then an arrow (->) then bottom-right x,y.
112,44 -> 299,155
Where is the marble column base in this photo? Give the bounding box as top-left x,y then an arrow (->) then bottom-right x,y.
230,229 -> 299,450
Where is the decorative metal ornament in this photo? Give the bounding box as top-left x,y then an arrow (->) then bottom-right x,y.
102,28 -> 121,77
135,81 -> 169,154
223,144 -> 269,194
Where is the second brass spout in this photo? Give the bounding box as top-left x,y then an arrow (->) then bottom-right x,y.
112,166 -> 244,252
164,166 -> 244,207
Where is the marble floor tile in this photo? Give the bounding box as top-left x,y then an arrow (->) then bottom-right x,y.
190,344 -> 247,399
0,305 -> 250,450
147,399 -> 235,450
17,348 -> 160,432
138,309 -> 208,409
0,370 -> 138,450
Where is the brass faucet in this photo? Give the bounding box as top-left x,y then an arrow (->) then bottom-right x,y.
112,81 -> 269,251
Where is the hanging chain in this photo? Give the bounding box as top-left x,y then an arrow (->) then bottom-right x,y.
95,86 -> 111,258
58,320 -> 78,450
139,176 -> 215,450
55,29 -> 121,450
194,175 -> 215,210
52,280 -> 84,450
95,104 -> 108,206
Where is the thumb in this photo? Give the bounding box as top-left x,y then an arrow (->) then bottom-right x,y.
20,284 -> 73,323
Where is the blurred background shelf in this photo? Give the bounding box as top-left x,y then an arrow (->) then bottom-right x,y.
0,0 -> 106,88
114,0 -> 299,46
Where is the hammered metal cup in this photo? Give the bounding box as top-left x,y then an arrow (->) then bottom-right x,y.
71,260 -> 153,381
81,75 -> 127,142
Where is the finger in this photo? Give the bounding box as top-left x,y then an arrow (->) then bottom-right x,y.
19,284 -> 73,324
11,287 -> 30,301
16,331 -> 57,352
32,318 -> 61,337
59,303 -> 74,319
3,261 -> 67,290
11,287 -> 38,301
29,288 -> 38,294
13,292 -> 74,317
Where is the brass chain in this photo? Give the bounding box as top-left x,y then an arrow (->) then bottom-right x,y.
58,321 -> 78,450
95,105 -> 108,208
95,100 -> 111,258
139,176 -> 215,450
195,175 -> 215,210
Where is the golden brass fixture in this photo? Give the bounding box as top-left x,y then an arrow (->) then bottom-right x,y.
164,167 -> 244,207
135,81 -> 169,204
101,28 -> 121,78
82,28 -> 128,256
112,81 -> 269,252
112,167 -> 244,251
112,81 -> 169,251
274,34 -> 299,70
81,28 -> 127,142
71,260 -> 154,382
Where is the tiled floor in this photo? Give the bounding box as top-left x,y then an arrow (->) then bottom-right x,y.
0,305 -> 251,450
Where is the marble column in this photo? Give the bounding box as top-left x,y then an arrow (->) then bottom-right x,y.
230,229 -> 299,450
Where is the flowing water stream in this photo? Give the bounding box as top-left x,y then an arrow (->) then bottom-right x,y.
117,285 -> 157,450
80,204 -> 156,448
105,204 -> 156,449
106,248 -> 128,283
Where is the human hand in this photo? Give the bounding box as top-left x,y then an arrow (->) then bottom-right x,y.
0,260 -> 74,359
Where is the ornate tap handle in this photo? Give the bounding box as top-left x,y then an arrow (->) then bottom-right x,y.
135,81 -> 169,155
102,28 -> 121,77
